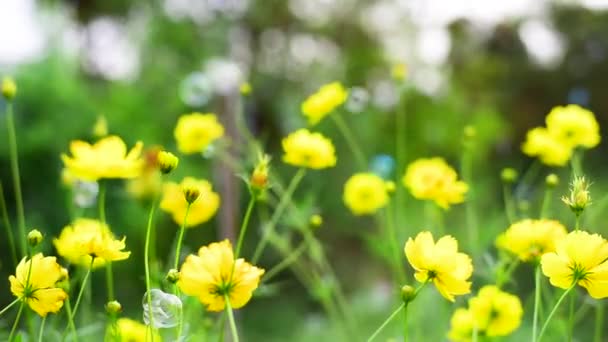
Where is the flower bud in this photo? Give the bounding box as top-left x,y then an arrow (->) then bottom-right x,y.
500,168 -> 518,184
2,77 -> 17,100
239,82 -> 252,95
463,125 -> 476,140
157,151 -> 179,174
309,214 -> 323,228
391,63 -> 408,81
183,185 -> 200,204
27,229 -> 43,247
92,115 -> 108,138
166,269 -> 180,283
250,154 -> 271,191
562,176 -> 591,215
545,173 -> 559,188
401,285 -> 417,304
106,300 -> 122,314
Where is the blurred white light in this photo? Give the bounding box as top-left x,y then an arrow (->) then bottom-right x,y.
204,58 -> 244,95
411,67 -> 444,96
580,0 -> 608,10
416,27 -> 451,66
346,87 -> 370,113
0,0 -> 46,66
371,80 -> 398,110
519,20 -> 565,68
289,0 -> 340,27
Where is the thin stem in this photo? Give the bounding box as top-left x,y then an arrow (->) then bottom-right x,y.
98,181 -> 106,224
575,214 -> 581,231
6,103 -> 27,258
594,302 -> 604,342
537,284 -> 576,341
173,204 -> 192,270
394,87 -> 407,229
503,183 -> 517,224
570,149 -> 583,177
0,298 -> 21,317
568,289 -> 576,342
70,259 -> 94,324
384,205 -> 406,284
37,316 -> 46,342
224,295 -> 240,342
8,300 -> 25,341
461,139 -> 477,252
105,262 -> 114,301
144,191 -> 160,339
261,240 -> 309,283
331,112 -> 366,170
496,258 -> 520,288
235,196 -> 256,259
64,297 -> 78,342
540,187 -> 553,219
252,168 -> 306,263
366,303 -> 405,342
0,181 -> 18,266
532,264 -> 541,342
403,303 -> 409,342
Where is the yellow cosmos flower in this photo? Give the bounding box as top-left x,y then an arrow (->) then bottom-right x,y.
54,218 -> 131,267
178,240 -> 264,312
404,231 -> 473,302
343,173 -> 390,215
282,129 -> 337,169
496,219 -> 568,262
545,104 -> 600,149
403,157 -> 468,209
301,82 -> 348,125
115,318 -> 161,341
160,177 -> 220,228
468,286 -> 523,337
61,135 -> 144,181
174,112 -> 224,154
9,254 -> 68,317
448,308 -> 474,342
522,127 -> 572,167
541,230 -> 608,298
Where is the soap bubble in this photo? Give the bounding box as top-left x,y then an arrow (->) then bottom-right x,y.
370,154 -> 395,179
74,180 -> 99,208
179,72 -> 213,107
143,289 -> 182,328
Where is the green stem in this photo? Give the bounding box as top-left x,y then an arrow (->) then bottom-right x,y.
106,262 -> 114,301
503,183 -> 517,224
173,204 -> 192,270
37,316 -> 46,342
224,295 -> 240,342
496,258 -> 520,288
64,297 -> 78,342
594,302 -> 604,342
0,181 -> 18,266
540,187 -> 553,219
6,103 -> 27,258
568,289 -> 576,342
8,300 -> 24,342
532,264 -> 541,342
366,303 -> 405,342
384,205 -> 406,284
537,284 -> 576,341
252,168 -> 306,263
235,196 -> 256,259
570,149 -> 583,177
98,181 -> 106,224
261,240 -> 309,283
331,112 -> 366,170
394,87 -> 407,228
65,258 -> 94,338
144,191 -> 160,338
0,298 -> 21,317
575,214 -> 581,231
403,303 -> 409,342
461,139 -> 477,252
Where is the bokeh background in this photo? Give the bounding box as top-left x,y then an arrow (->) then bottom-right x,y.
1,0 -> 608,340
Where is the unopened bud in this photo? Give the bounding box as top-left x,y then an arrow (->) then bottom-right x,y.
106,300 -> 122,314
157,151 -> 179,174
166,269 -> 180,284
250,154 -> 271,192
2,77 -> 17,100
545,174 -> 559,188
391,63 -> 408,81
501,168 -> 518,184
562,176 -> 591,215
310,214 -> 323,228
183,185 -> 200,204
240,82 -> 252,95
27,229 -> 43,247
463,125 -> 476,140
92,115 -> 108,138
401,285 -> 417,304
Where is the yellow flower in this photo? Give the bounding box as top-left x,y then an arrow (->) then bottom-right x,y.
545,104 -> 600,149
61,135 -> 144,181
54,218 -> 131,268
404,231 -> 473,302
343,173 -> 389,215
160,177 -> 220,228
496,219 -> 568,262
178,240 -> 264,312
115,318 -> 161,341
541,230 -> 608,298
447,308 -> 474,342
282,129 -> 337,169
402,157 -> 468,209
468,286 -> 523,337
522,127 -> 572,167
301,82 -> 348,125
9,254 -> 68,317
174,112 -> 224,154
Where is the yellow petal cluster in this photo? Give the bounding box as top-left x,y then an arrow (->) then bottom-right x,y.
541,230 -> 608,298
403,157 -> 468,209
54,218 -> 131,267
522,104 -> 600,166
282,129 -> 337,169
160,177 -> 220,228
301,82 -> 348,125
9,253 -> 68,317
174,112 -> 224,154
178,240 -> 265,312
343,173 -> 390,215
61,135 -> 144,181
115,318 -> 162,341
447,308 -> 474,342
496,219 -> 568,262
404,231 -> 473,302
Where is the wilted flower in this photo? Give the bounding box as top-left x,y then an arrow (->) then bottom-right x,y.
343,173 -> 390,215
174,113 -> 224,154
496,219 -> 568,262
301,82 -> 348,125
160,177 -> 220,228
282,129 -> 337,169
403,158 -> 468,209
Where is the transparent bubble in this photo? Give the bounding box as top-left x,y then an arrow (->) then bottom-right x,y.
74,180 -> 99,208
201,143 -> 217,159
179,72 -> 213,107
370,154 -> 395,179
143,289 -> 182,328
345,87 -> 370,114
